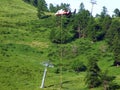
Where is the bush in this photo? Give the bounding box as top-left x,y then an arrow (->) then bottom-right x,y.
54,68 -> 60,74
71,60 -> 87,72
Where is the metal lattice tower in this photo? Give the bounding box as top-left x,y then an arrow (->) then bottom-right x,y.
90,0 -> 97,16
40,60 -> 54,88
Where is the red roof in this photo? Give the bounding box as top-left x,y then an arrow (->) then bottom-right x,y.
55,9 -> 69,16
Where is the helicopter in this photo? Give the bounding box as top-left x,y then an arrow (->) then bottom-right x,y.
55,9 -> 76,16
55,9 -> 71,16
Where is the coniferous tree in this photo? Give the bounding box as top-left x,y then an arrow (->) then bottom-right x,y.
37,0 -> 48,19
85,56 -> 101,88
60,3 -> 71,11
33,0 -> 38,6
40,0 -> 48,11
73,3 -> 90,38
86,17 -> 94,38
112,31 -> 120,66
96,6 -> 112,40
50,26 -> 74,44
106,20 -> 120,66
97,6 -> 109,31
113,8 -> 120,17
49,3 -> 71,13
50,16 -> 74,44
106,20 -> 120,47
113,36 -> 120,66
23,0 -> 38,6
101,15 -> 112,39
86,17 -> 103,41
79,2 -> 85,12
102,15 -> 112,32
49,3 -> 56,12
101,6 -> 108,18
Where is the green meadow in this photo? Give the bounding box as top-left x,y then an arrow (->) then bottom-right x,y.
0,0 -> 120,90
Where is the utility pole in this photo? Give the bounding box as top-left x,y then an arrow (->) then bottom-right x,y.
40,61 -> 54,88
90,0 -> 97,16
40,65 -> 48,88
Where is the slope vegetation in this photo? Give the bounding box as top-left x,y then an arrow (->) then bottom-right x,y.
0,0 -> 50,90
0,0 -> 120,90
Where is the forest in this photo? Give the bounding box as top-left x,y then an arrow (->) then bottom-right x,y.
0,0 -> 120,90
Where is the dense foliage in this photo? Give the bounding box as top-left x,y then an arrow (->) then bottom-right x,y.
1,0 -> 120,89
85,56 -> 101,88
49,3 -> 71,12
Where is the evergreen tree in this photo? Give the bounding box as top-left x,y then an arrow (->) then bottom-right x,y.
112,34 -> 120,66
37,0 -> 48,19
50,16 -> 74,44
101,15 -> 112,32
85,56 -> 101,88
60,3 -> 71,11
101,6 -> 108,18
50,26 -> 73,44
106,20 -> 120,47
33,0 -> 38,6
49,3 -> 71,13
73,3 -> 90,38
86,17 -> 103,41
97,6 -> 109,29
39,0 -> 48,11
49,3 -> 56,12
106,20 -> 120,66
23,0 -> 38,6
79,2 -> 85,12
113,8 -> 120,17
101,15 -> 112,39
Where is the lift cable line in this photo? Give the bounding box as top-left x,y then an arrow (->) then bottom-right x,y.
60,14 -> 63,89
54,8 -> 71,89
40,60 -> 54,88
90,0 -> 97,16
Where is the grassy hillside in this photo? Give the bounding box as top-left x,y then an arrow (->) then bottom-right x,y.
0,0 -> 50,90
0,0 -> 120,90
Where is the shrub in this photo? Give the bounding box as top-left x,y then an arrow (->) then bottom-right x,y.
54,68 -> 60,74
71,60 -> 87,72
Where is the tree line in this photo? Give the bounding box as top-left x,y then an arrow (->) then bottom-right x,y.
23,0 -> 71,18
23,0 -> 120,89
49,3 -> 120,89
50,2 -> 120,65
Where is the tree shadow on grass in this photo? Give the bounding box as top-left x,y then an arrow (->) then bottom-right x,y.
46,80 -> 70,89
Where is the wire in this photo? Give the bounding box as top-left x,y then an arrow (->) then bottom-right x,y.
60,15 -> 63,89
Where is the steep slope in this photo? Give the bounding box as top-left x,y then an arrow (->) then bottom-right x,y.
0,0 -> 120,90
0,0 -> 37,21
0,0 -> 50,90
0,0 -> 37,42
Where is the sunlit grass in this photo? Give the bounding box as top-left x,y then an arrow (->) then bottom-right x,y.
0,0 -> 120,90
